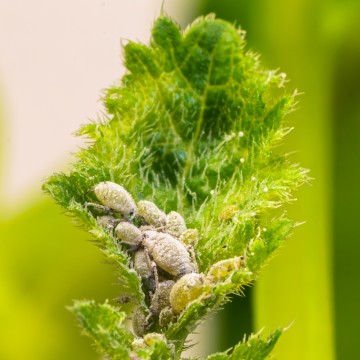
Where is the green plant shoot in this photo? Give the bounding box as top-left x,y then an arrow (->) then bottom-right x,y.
43,14 -> 309,360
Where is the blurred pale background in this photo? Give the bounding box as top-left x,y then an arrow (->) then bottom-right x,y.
1,1 -> 359,359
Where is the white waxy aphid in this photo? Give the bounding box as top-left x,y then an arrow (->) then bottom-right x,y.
170,273 -> 208,314
133,249 -> 155,291
138,200 -> 166,228
96,215 -> 119,232
142,230 -> 196,277
206,256 -> 245,282
94,181 -> 137,215
165,211 -> 187,238
115,222 -> 142,245
179,228 -> 199,246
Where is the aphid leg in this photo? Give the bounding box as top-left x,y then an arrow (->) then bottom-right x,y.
115,293 -> 132,304
144,248 -> 159,288
84,202 -> 115,215
151,261 -> 159,288
125,243 -> 142,254
187,245 -> 199,273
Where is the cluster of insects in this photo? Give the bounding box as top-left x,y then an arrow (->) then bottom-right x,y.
87,181 -> 249,342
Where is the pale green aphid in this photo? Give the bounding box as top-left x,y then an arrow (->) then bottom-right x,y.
94,181 -> 137,215
165,211 -> 187,238
169,273 -> 208,314
138,200 -> 166,228
179,228 -> 199,246
115,222 -> 142,245
206,256 -> 245,282
143,332 -> 166,347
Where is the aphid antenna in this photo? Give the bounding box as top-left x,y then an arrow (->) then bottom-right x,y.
114,294 -> 133,304
124,243 -> 143,254
84,201 -> 116,216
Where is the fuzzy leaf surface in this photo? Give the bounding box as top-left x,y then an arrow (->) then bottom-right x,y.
69,300 -> 133,359
206,328 -> 283,360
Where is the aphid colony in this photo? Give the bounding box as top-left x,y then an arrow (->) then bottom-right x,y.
89,181 -> 249,339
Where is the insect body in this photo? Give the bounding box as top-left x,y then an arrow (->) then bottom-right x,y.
94,181 -> 137,215
179,228 -> 199,246
165,211 -> 187,238
133,249 -> 156,292
132,307 -> 148,337
149,280 -> 174,316
169,273 -> 208,314
138,200 -> 166,228
145,280 -> 175,328
142,230 -> 196,277
115,222 -> 142,245
96,215 -> 120,233
206,256 -> 245,282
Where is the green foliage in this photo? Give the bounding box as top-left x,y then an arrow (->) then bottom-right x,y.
69,300 -> 133,359
43,14 -> 308,360
206,328 -> 283,359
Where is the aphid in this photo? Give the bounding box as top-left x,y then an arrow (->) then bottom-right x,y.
131,333 -> 170,354
132,307 -> 148,337
142,230 -> 197,277
145,280 -> 175,328
143,333 -> 167,347
96,215 -> 120,233
133,249 -> 156,292
219,205 -> 240,220
170,273 -> 208,314
206,256 -> 246,282
131,338 -> 147,350
138,200 -> 166,228
115,222 -> 142,245
149,280 -> 175,316
93,181 -> 137,216
179,228 -> 199,246
165,211 -> 187,238
158,306 -> 175,328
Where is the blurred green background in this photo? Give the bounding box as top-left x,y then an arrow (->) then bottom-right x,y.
1,1 -> 359,359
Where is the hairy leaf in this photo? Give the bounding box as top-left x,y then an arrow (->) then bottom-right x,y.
206,328 -> 283,360
69,300 -> 133,359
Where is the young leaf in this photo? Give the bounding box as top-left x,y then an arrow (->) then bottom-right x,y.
206,328 -> 283,360
69,300 -> 133,359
